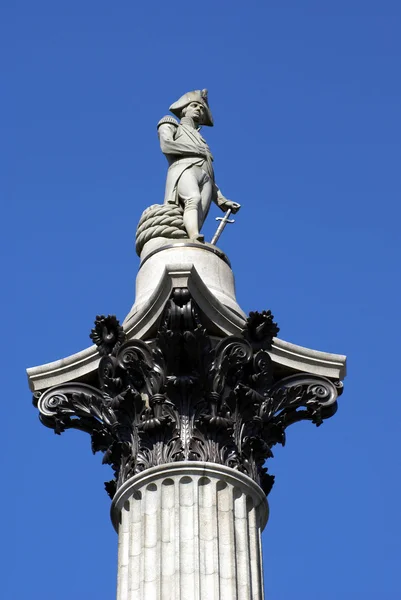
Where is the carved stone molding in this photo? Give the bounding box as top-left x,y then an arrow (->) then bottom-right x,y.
33,290 -> 344,499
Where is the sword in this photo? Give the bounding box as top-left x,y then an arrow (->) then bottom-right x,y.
210,209 -> 235,245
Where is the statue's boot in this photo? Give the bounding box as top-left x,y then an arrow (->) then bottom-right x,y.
183,207 -> 204,243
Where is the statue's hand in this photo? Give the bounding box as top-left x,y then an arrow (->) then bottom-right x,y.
222,200 -> 241,214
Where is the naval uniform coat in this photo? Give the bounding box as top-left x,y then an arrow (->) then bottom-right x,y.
157,115 -> 227,209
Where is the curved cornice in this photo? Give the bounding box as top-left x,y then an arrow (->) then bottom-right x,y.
27,264 -> 346,392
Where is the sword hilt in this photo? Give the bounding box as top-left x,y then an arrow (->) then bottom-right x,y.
216,208 -> 235,224
216,217 -> 235,223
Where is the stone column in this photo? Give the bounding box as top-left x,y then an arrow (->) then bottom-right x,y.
111,463 -> 268,600
31,287 -> 344,600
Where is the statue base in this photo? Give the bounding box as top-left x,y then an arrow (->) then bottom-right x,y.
123,240 -> 247,339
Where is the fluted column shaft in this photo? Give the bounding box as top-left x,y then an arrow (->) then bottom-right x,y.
111,462 -> 269,600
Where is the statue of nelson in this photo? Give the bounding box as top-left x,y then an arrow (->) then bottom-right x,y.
157,89 -> 240,242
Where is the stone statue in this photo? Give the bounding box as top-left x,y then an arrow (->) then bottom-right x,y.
157,89 -> 240,242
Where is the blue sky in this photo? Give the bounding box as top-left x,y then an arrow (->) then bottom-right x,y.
2,1 -> 401,598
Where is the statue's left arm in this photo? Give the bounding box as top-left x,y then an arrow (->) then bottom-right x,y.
213,185 -> 241,214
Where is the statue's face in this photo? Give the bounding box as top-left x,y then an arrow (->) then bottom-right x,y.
182,101 -> 205,124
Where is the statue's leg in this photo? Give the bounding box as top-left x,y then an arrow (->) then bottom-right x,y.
198,174 -> 213,230
177,168 -> 204,241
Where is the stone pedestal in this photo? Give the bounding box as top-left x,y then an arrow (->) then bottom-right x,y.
111,463 -> 268,600
123,241 -> 247,340
135,242 -> 243,318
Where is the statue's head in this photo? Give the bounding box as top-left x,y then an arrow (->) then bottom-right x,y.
169,89 -> 214,127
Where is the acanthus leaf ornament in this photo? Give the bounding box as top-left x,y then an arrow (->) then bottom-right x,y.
34,295 -> 343,498
90,314 -> 126,356
242,310 -> 280,350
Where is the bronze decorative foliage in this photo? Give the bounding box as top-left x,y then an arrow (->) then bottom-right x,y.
34,290 -> 342,498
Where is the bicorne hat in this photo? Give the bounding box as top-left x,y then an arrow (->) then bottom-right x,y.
169,89 -> 214,126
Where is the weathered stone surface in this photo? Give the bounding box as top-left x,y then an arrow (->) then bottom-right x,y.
111,462 -> 268,600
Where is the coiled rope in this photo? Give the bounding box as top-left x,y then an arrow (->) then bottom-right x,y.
135,204 -> 187,255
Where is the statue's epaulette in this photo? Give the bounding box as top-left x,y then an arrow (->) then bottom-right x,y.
157,115 -> 179,129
